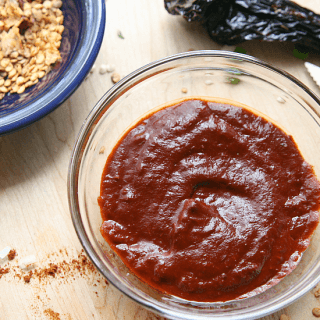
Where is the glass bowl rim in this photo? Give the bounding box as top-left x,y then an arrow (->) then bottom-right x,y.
68,50 -> 320,320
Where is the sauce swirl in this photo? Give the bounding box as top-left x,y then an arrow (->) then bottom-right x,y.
98,98 -> 320,302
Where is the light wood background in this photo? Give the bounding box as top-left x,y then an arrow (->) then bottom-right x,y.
1,0 -> 320,319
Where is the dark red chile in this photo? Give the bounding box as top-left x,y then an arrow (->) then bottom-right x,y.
98,99 -> 320,302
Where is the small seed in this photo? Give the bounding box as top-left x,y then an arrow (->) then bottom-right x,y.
38,71 -> 46,78
106,64 -> 115,73
25,81 -> 33,88
277,97 -> 286,104
11,85 -> 19,93
205,79 -> 214,85
111,72 -> 121,83
8,68 -> 17,78
5,64 -> 13,73
99,146 -> 105,154
30,73 -> 38,82
16,77 -> 25,86
99,65 -> 108,74
1,59 -> 9,68
0,79 -> 4,86
181,87 -> 188,94
36,53 -> 45,65
313,308 -> 320,317
0,87 -> 8,93
34,3 -> 43,9
43,0 -> 52,9
52,0 -> 62,8
4,80 -> 11,87
12,74 -> 18,82
56,25 -> 64,34
10,51 -> 19,59
17,86 -> 26,94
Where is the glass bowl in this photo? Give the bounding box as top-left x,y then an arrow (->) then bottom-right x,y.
68,51 -> 320,320
0,0 -> 105,135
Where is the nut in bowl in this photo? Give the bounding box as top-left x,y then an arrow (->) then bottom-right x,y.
0,0 -> 106,135
68,51 -> 320,320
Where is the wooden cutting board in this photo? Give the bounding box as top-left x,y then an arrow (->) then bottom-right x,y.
1,0 -> 320,319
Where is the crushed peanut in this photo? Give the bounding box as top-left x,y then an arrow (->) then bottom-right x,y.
0,0 -> 64,100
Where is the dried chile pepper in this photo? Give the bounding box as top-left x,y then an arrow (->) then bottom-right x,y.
164,0 -> 320,53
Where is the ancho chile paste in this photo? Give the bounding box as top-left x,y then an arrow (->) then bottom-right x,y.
98,98 -> 320,302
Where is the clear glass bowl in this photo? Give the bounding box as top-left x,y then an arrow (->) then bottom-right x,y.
68,51 -> 320,320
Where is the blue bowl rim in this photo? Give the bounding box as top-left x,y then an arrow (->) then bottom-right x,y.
0,0 -> 106,135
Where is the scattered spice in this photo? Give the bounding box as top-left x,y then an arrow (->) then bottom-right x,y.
47,264 -> 58,277
0,266 -> 10,279
181,87 -> 187,93
111,72 -> 120,83
313,308 -> 320,317
117,30 -> 124,39
23,271 -> 33,283
8,249 -> 16,261
44,308 -> 61,320
0,0 -> 64,100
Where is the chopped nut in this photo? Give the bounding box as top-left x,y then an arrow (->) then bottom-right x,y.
99,146 -> 105,154
315,288 -> 320,298
111,72 -> 121,83
313,308 -> 320,317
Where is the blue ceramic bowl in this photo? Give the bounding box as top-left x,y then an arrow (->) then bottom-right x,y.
0,0 -> 106,135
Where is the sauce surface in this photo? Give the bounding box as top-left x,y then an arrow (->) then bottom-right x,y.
98,98 -> 320,302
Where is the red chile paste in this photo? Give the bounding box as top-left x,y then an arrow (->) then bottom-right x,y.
98,98 -> 320,302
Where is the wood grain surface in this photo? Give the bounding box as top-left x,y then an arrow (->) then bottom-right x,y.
1,0 -> 320,319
